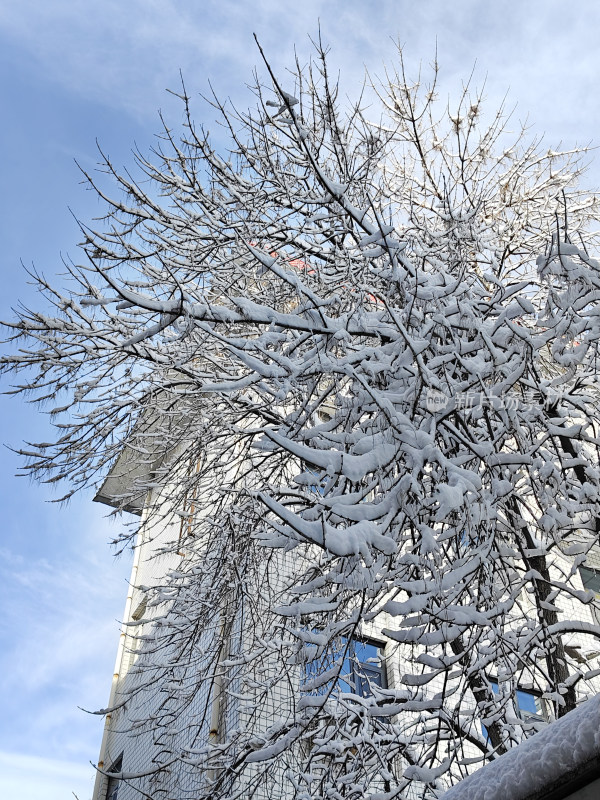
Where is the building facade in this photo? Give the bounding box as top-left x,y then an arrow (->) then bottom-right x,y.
91,444 -> 600,800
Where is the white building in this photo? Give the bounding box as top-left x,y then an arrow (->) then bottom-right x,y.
90,437 -> 600,800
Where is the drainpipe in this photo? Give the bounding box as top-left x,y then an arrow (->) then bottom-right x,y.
209,615 -> 226,742
207,612 -> 231,788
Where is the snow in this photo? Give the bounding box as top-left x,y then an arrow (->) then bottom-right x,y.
440,694 -> 600,800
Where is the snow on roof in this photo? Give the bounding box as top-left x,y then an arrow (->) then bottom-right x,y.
439,694 -> 600,800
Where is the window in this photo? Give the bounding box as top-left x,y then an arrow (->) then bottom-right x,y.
301,637 -> 389,755
300,465 -> 327,496
580,565 -> 600,624
338,638 -> 387,697
303,636 -> 386,698
513,687 -> 546,724
106,755 -> 122,800
482,682 -> 546,738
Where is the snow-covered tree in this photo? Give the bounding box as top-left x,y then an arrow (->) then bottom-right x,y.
4,43 -> 600,799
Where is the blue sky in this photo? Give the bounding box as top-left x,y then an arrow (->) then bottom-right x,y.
1,2 -> 600,798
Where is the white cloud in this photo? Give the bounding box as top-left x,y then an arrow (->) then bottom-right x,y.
0,751 -> 96,800
0,0 -> 599,193
0,0 -> 600,200
2,0 -> 600,152
0,504 -> 132,761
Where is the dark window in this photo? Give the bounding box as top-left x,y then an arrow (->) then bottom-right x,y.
581,565 -> 600,596
106,755 -> 122,800
580,566 -> 600,623
303,637 -> 386,698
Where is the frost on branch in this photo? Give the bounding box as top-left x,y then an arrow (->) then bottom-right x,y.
3,43 -> 600,799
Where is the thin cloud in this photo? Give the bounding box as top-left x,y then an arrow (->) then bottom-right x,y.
1,0 -> 599,183
0,508 -> 131,759
0,750 -> 96,800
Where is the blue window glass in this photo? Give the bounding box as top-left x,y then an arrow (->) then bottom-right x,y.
303,637 -> 386,698
580,566 -> 600,624
482,681 -> 545,738
107,777 -> 120,800
307,467 -> 326,495
339,639 -> 386,696
515,688 -> 545,722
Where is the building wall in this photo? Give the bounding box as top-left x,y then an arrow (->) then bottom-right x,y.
92,478 -> 600,800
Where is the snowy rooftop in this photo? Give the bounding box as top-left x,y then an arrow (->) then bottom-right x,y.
439,694 -> 600,800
